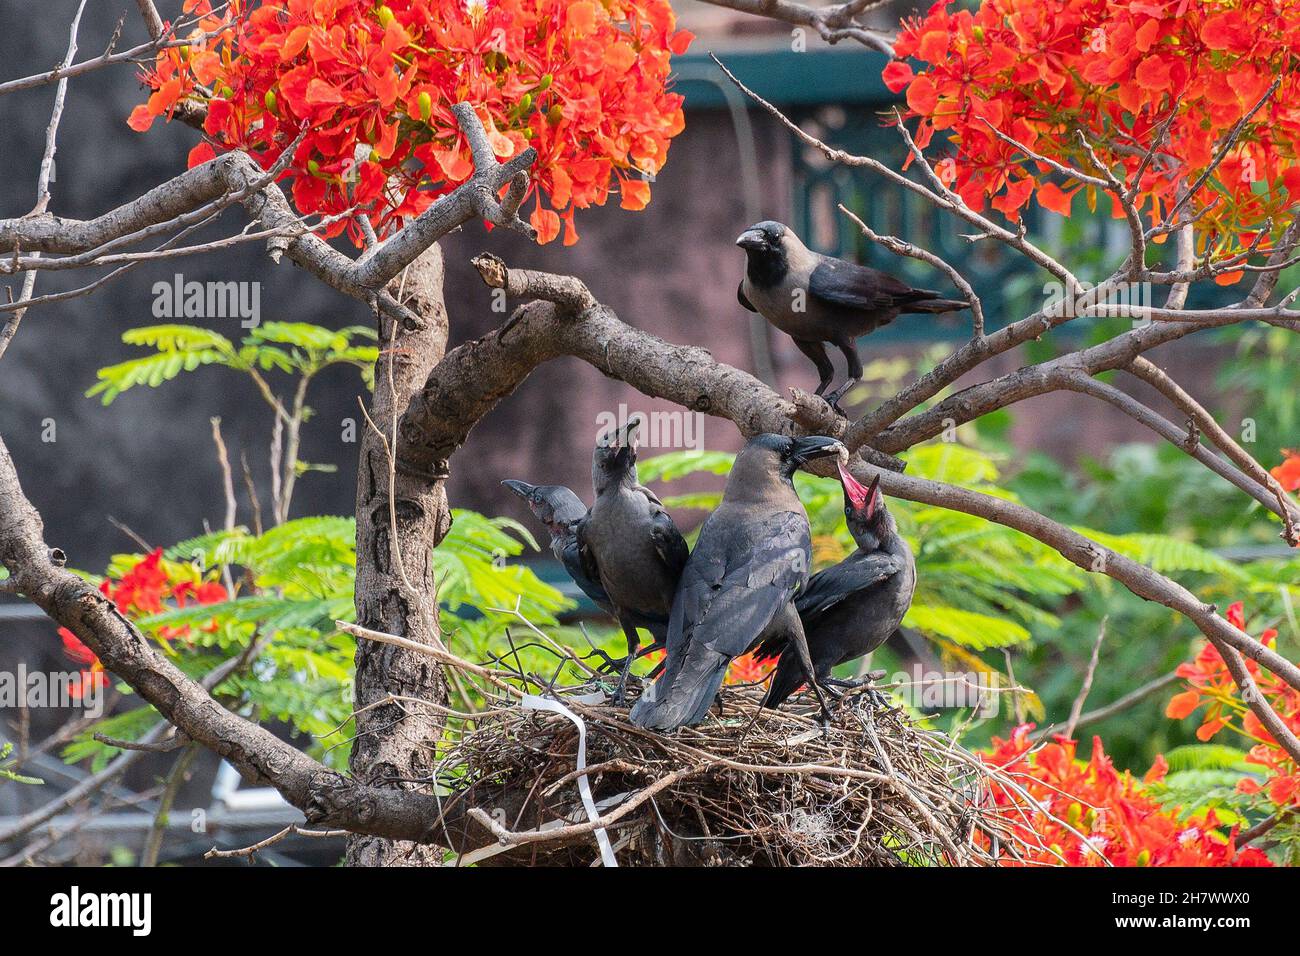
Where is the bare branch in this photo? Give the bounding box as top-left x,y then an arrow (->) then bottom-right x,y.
1063,619 -> 1106,740
135,0 -> 165,41
1126,356 -> 1300,545
696,0 -> 896,53
838,203 -> 985,337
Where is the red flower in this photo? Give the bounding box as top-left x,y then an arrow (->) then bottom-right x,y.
979,726 -> 1270,866
130,0 -> 692,245
1271,451 -> 1300,492
1166,599 -> 1300,813
724,650 -> 776,686
58,628 -> 108,699
51,552 -> 231,690
884,0 -> 1300,255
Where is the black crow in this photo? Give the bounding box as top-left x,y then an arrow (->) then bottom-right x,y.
628,433 -> 847,731
576,414 -> 689,702
756,461 -> 916,710
500,479 -> 614,616
736,220 -> 968,414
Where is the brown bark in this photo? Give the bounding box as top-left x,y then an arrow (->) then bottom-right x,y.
347,246 -> 453,867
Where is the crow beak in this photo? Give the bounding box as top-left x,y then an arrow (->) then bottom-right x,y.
788,436 -> 847,467
610,413 -> 642,452
864,473 -> 882,520
501,479 -> 535,500
836,460 -> 872,512
735,228 -> 766,251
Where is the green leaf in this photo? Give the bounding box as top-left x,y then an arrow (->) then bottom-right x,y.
904,604 -> 1031,649
637,450 -> 735,482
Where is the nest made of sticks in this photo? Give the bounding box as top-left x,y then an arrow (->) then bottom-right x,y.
411,627 -> 1044,867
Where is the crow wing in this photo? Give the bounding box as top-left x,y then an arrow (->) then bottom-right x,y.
808,257 -> 943,313
755,549 -> 904,661
648,506 -> 690,581
796,550 -> 904,621
667,508 -> 809,667
556,533 -> 614,615
737,282 -> 756,312
574,517 -> 602,596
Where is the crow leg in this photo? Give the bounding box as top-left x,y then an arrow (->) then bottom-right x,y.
611,620 -> 641,705
824,675 -> 889,711
592,639 -> 659,673
793,339 -> 836,399
822,339 -> 864,415
587,648 -> 623,673
635,640 -> 666,681
783,612 -> 834,728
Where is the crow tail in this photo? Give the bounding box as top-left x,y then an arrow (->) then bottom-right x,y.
761,656 -> 805,711
629,648 -> 730,730
904,297 -> 969,314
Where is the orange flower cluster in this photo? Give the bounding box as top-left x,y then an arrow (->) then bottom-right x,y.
1271,449 -> 1300,492
637,648 -> 775,686
1166,601 -> 1300,810
130,0 -> 691,245
981,725 -> 1269,866
723,649 -> 777,686
885,0 -> 1300,262
57,549 -> 227,699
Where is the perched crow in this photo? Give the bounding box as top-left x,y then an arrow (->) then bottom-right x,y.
736,220 -> 968,414
629,433 -> 847,731
500,479 -> 614,616
756,461 -> 916,710
576,414 -> 689,702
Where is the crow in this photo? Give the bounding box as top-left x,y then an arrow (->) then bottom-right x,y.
736,220 -> 968,414
628,433 -> 847,731
755,461 -> 916,710
500,479 -> 614,617
576,414 -> 689,702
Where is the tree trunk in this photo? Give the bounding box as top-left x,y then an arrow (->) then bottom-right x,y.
347,246 -> 452,866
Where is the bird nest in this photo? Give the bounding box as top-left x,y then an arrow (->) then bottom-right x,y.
420,631 -> 1042,867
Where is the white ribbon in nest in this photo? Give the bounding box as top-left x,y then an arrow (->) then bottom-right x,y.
520,691 -> 618,867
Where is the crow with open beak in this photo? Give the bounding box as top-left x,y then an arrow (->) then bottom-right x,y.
628,433 -> 847,731
736,220 -> 968,414
576,414 -> 690,703
500,479 -> 615,618
755,460 -> 916,710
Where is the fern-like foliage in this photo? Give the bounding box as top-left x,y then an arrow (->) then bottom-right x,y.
65,510 -> 568,771
87,322 -> 378,404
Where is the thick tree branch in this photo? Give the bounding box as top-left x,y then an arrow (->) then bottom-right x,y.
696,0 -> 896,53
0,431 -> 463,844
390,258 -> 1300,764
0,104 -> 537,335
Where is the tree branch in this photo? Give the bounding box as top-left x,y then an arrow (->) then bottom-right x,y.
696,0 -> 896,53
388,258 -> 1300,763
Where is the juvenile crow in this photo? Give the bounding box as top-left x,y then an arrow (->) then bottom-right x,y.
736,220 -> 968,414
576,414 -> 689,702
500,479 -> 614,616
756,461 -> 916,710
629,433 -> 846,731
